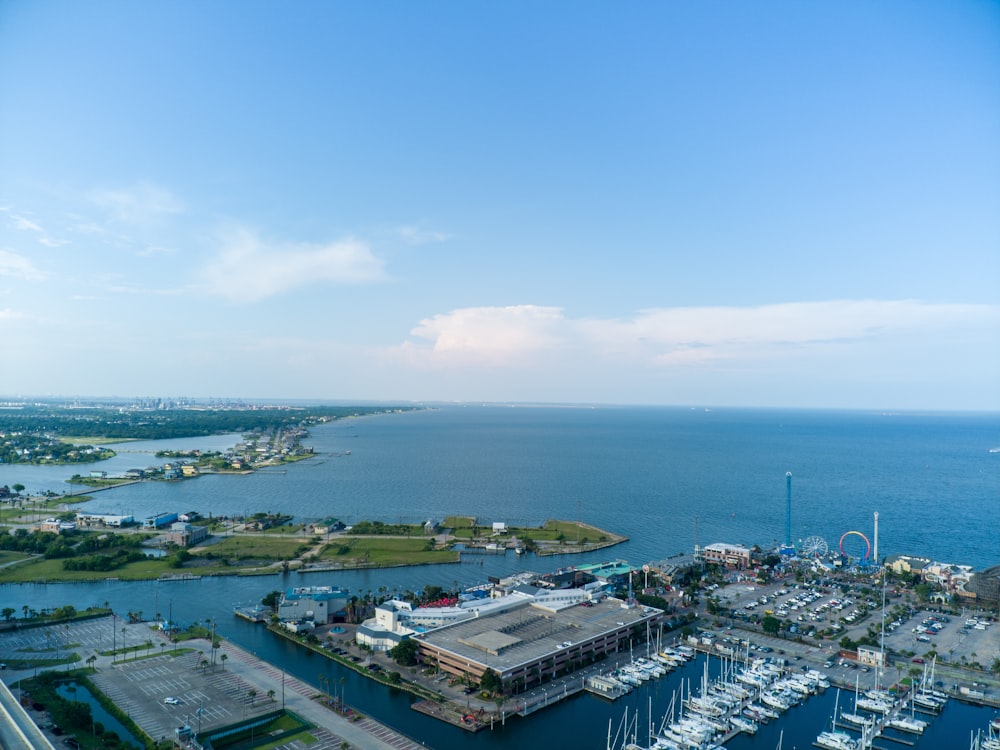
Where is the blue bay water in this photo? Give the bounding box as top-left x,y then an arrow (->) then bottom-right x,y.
20,405 -> 996,569
2,406 -> 999,747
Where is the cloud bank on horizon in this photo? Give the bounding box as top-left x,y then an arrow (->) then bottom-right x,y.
0,2 -> 997,409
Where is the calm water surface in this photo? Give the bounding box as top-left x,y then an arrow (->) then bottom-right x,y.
2,406 -> 998,747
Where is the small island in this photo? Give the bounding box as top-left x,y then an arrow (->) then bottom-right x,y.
0,433 -> 115,465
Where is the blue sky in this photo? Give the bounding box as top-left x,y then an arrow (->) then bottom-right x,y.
1,1 -> 998,409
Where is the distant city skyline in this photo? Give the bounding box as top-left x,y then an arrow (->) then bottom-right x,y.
1,2 -> 997,410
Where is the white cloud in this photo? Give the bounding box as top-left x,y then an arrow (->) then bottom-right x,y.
1,208 -> 67,247
396,305 -> 568,368
38,236 -> 69,248
0,249 -> 45,281
396,224 -> 454,244
88,182 -> 183,225
7,213 -> 44,233
199,228 -> 386,302
392,299 -> 999,371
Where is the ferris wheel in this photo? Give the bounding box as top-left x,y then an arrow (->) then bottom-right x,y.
801,535 -> 829,559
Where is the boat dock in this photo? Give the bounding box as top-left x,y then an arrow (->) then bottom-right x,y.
584,674 -> 631,700
233,604 -> 270,623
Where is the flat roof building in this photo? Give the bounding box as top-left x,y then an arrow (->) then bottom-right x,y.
163,522 -> 209,548
278,586 -> 350,625
76,512 -> 134,528
411,593 -> 662,694
700,543 -> 752,569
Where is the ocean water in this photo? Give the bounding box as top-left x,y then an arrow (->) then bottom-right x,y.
45,405 -> 1000,570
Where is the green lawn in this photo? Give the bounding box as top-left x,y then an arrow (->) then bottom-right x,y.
320,536 -> 458,566
0,555 -> 178,583
198,535 -> 308,559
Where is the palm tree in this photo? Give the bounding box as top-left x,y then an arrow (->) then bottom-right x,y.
248,689 -> 257,706
86,654 -> 97,671
220,653 -> 228,671
267,689 -> 275,702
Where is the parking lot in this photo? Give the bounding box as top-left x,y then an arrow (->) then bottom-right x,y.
712,578 -> 1000,696
883,611 -> 999,667
91,649 -> 278,744
2,617 -> 426,750
0,617 -> 279,746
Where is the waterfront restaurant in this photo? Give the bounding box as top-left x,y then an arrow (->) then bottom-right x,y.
411,595 -> 662,693
699,543 -> 752,569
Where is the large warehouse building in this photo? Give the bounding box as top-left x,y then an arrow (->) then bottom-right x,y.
412,593 -> 662,692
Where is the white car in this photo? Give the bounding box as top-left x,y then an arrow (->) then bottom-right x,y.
163,697 -> 181,705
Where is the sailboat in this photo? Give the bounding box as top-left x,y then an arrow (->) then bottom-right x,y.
888,689 -> 928,734
840,675 -> 875,730
815,689 -> 859,750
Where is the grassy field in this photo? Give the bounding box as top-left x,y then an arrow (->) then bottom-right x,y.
446,518 -> 610,541
0,495 -> 94,524
211,712 -> 313,750
197,535 -> 310,560
0,549 -> 32,565
259,523 -> 310,535
0,556 -> 178,583
319,536 -> 458,567
442,515 -> 475,529
58,436 -> 136,444
65,476 -> 134,488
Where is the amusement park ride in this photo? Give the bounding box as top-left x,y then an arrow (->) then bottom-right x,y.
782,473 -> 880,568
796,529 -> 875,566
